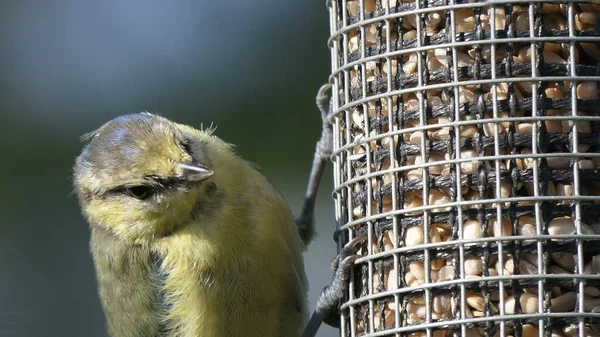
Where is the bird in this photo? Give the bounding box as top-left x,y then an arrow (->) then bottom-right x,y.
73,85 -> 358,337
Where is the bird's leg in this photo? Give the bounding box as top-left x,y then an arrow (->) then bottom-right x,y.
297,84 -> 364,337
301,237 -> 364,337
295,83 -> 333,244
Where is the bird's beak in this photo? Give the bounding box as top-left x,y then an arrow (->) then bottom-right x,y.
178,162 -> 214,182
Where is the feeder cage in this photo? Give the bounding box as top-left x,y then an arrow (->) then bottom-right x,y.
327,1 -> 600,337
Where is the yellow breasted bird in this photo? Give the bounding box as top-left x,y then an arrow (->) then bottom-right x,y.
73,85 -> 357,337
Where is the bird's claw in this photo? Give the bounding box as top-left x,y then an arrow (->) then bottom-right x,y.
316,236 -> 366,328
315,83 -> 334,160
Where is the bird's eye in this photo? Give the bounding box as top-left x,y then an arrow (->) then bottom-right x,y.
126,186 -> 153,200
181,138 -> 192,154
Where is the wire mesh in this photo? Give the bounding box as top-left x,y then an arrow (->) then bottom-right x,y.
327,1 -> 600,337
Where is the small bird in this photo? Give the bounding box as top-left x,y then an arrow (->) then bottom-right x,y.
73,86 -> 356,337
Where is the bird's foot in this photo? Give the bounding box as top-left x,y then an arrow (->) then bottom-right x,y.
316,236 -> 365,328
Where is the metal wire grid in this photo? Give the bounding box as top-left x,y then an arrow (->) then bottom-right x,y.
327,1 -> 600,337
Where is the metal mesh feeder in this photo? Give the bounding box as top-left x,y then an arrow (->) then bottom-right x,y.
326,1 -> 600,337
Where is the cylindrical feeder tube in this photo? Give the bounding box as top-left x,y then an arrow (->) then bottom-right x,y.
327,1 -> 600,337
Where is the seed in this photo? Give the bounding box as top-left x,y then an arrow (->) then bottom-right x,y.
465,257 -> 483,275
545,110 -> 564,133
403,29 -> 417,42
544,13 -> 566,31
459,86 -> 475,103
555,183 -> 573,198
409,260 -> 425,281
373,307 -> 395,330
466,293 -> 485,311
551,292 -> 577,312
504,257 -> 538,275
513,8 -> 529,31
482,119 -> 504,137
460,124 -> 477,138
429,189 -> 452,213
562,119 -> 592,152
406,300 -> 426,319
363,0 -> 376,13
348,35 -> 360,54
408,333 -> 425,337
414,154 -> 446,176
382,230 -> 394,251
579,159 -> 595,170
577,82 -> 597,100
431,258 -> 445,271
505,293 -> 539,314
459,150 -> 479,174
517,122 -> 532,134
438,265 -> 455,281
563,325 -> 577,337
515,45 -> 531,63
548,216 -> 575,237
370,173 -> 394,188
516,148 -> 534,170
546,83 -> 565,98
563,44 -> 580,63
426,51 -> 444,71
576,11 -> 597,31
406,169 -> 422,181
518,216 -> 537,237
430,128 -> 449,141
489,218 -> 512,237
518,223 -> 536,237
585,287 -> 600,297
545,50 -> 567,64
403,53 -> 418,74
455,9 -> 475,33
352,206 -> 363,218
429,227 -> 442,243
406,197 -> 423,215
551,252 -> 575,271
547,156 -> 571,169
382,59 -> 398,77
463,220 -> 483,239
436,48 -> 474,67
542,3 -> 561,13
425,12 -> 443,34
433,295 -> 452,314
405,271 -> 417,286
409,131 -> 424,145
482,6 -> 506,31
521,253 -> 539,267
351,109 -> 364,129
405,226 -> 424,247
433,330 -> 451,337
464,328 -> 482,337
463,189 -> 481,209
593,254 -> 600,274
584,297 -> 600,312
523,325 -> 539,337
582,43 -> 597,61
402,13 -> 419,30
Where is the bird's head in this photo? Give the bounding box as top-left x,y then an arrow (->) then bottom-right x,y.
74,112 -> 227,244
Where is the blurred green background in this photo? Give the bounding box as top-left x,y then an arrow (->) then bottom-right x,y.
0,1 -> 339,336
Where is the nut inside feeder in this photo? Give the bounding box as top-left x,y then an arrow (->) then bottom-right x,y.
327,1 -> 600,337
